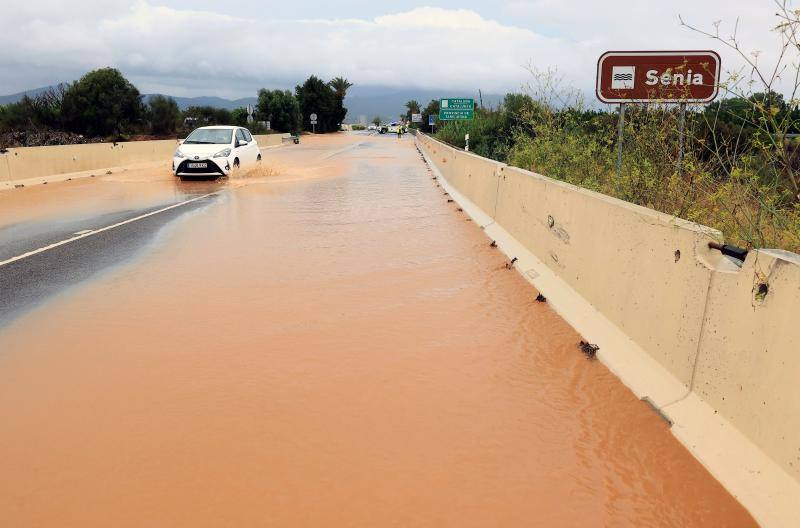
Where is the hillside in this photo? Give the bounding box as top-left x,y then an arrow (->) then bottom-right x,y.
1,85 -> 504,124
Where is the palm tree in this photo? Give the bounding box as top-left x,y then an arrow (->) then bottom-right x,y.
405,100 -> 421,114
404,100 -> 421,124
329,77 -> 353,99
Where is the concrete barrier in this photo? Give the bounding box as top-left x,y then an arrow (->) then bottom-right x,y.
693,249 -> 800,482
0,133 -> 291,189
253,134 -> 289,148
495,166 -> 721,387
0,152 -> 10,187
417,132 -> 800,526
4,140 -> 178,184
449,149 -> 504,216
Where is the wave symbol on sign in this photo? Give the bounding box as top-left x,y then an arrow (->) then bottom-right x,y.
613,74 -> 634,80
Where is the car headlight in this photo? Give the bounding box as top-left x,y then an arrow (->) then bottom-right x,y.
174,149 -> 186,158
213,148 -> 231,158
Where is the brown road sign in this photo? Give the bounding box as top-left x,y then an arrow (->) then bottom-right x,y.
596,51 -> 721,103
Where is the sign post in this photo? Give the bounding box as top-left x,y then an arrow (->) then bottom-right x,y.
465,133 -> 470,152
616,103 -> 626,180
677,102 -> 687,177
596,51 -> 721,178
310,112 -> 318,134
439,98 -> 475,121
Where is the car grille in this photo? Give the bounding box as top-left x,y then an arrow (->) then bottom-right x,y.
177,160 -> 224,175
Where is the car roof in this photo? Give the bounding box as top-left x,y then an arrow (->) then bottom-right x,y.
196,125 -> 239,130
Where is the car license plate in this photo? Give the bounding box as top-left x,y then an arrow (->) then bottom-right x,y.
187,162 -> 207,169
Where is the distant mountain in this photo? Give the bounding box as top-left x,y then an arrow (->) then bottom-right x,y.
343,87 -> 504,124
0,86 -> 58,105
1,85 -> 505,124
143,94 -> 258,111
0,86 -> 259,111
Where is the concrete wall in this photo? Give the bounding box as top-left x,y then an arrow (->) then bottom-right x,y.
417,132 -> 800,486
0,133 -> 289,188
0,153 -> 10,184
495,166 -> 719,387
3,140 -> 179,184
694,249 -> 800,480
253,134 -> 287,148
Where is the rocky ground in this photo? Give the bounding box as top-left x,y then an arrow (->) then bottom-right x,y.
0,129 -> 103,150
0,130 -> 181,150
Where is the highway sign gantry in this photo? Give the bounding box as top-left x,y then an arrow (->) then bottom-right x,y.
439,98 -> 474,120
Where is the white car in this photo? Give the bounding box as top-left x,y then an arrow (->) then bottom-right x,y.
173,126 -> 260,177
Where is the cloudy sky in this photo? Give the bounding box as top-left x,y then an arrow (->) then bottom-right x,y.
0,0 -> 787,98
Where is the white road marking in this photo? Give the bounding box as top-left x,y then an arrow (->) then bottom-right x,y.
73,229 -> 93,235
0,191 -> 220,268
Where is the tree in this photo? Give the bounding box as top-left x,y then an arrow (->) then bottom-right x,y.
328,77 -> 353,99
231,107 -> 249,127
372,116 -> 381,126
148,95 -> 180,135
182,106 -> 232,126
295,75 -> 340,133
420,99 -> 440,133
404,100 -> 421,125
256,89 -> 301,132
0,87 -> 64,132
61,68 -> 144,137
328,77 -> 352,128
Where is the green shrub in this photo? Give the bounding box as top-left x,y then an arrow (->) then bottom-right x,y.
61,68 -> 144,137
431,89 -> 800,253
148,95 -> 180,135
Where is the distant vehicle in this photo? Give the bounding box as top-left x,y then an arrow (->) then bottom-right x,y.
387,122 -> 401,133
379,124 -> 389,134
368,124 -> 377,131
173,126 -> 260,177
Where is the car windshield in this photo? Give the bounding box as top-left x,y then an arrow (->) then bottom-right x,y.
184,129 -> 232,145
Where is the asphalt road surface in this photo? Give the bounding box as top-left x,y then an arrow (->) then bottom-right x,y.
0,196 -> 217,327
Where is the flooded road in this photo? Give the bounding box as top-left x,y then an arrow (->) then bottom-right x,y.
0,133 -> 755,526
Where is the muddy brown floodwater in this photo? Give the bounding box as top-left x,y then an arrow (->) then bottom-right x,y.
0,134 -> 756,527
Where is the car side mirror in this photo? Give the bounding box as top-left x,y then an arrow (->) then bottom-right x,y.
237,139 -> 248,147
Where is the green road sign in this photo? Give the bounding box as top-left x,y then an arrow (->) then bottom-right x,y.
439,98 -> 474,120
